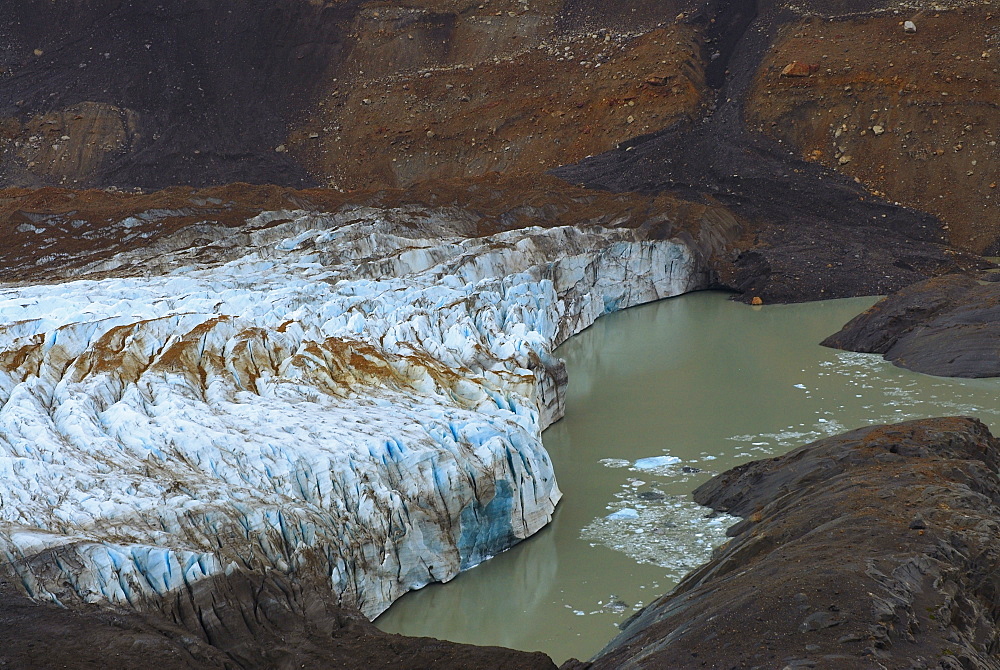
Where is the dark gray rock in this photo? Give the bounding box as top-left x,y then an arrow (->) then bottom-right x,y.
822,273 -> 1000,377
582,418 -> 1000,670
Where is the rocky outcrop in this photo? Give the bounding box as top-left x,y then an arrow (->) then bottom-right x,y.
822,273 -> 1000,378
587,417 -> 1000,669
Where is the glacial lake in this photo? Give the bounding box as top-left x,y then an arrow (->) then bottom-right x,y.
375,290 -> 1000,663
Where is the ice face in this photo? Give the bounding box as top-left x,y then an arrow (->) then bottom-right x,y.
0,211 -> 701,617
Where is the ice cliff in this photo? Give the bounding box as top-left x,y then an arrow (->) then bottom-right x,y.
0,210 -> 702,617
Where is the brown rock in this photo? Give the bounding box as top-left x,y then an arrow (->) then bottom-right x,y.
780,61 -> 815,77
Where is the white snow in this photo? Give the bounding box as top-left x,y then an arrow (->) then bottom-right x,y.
0,210 -> 702,617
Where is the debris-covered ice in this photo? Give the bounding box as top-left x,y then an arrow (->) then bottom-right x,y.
0,210 -> 702,617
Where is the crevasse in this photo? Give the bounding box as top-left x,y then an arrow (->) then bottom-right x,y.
0,211 -> 702,617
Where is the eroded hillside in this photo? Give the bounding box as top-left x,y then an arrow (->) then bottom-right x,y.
0,0 -> 707,191
748,5 -> 1000,253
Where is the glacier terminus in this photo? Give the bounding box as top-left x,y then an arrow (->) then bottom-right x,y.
0,208 -> 704,618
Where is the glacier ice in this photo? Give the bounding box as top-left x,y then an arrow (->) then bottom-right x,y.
0,211 -> 703,617
633,456 -> 682,470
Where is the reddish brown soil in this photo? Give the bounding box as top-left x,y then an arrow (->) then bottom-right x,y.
748,6 -> 1000,253
292,23 -> 706,190
0,176 -> 739,284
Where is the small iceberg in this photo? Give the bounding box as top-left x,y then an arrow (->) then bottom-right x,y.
633,455 -> 681,470
606,508 -> 640,521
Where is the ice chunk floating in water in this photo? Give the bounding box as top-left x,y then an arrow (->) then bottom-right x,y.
633,455 -> 682,470
606,508 -> 640,521
0,210 -> 703,617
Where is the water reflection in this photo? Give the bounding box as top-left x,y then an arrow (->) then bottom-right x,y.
377,291 -> 1000,663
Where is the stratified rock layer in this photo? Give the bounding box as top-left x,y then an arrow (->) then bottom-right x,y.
822,273 -> 1000,378
587,417 -> 1000,669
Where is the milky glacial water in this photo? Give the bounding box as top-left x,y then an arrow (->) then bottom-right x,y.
375,291 -> 1000,663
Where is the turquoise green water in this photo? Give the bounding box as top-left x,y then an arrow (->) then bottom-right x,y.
376,291 -> 1000,664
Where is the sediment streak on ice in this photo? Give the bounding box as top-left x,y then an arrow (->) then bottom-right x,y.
0,212 -> 700,617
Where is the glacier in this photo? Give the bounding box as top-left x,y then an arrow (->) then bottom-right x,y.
0,210 -> 703,618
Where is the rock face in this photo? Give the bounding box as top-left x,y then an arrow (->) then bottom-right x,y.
587,417 -> 1000,669
0,205 -> 705,626
822,273 -> 1000,378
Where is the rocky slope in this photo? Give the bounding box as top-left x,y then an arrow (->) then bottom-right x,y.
822,273 -> 1000,378
586,417 -> 1000,669
747,4 -> 1000,254
3,0 -> 991,302
6,0 -> 996,260
0,0 -> 704,191
0,572 -> 558,670
552,0 -> 995,301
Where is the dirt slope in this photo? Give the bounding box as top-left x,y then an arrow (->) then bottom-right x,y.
748,5 -> 1000,253
0,0 -> 707,191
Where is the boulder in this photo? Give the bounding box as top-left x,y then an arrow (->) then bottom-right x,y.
780,60 -> 815,77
